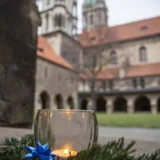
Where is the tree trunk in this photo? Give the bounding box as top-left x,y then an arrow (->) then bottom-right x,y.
90,76 -> 97,111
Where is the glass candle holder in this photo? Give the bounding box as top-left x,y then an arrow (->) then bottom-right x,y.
34,109 -> 98,159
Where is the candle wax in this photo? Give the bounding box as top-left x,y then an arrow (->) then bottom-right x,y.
52,149 -> 77,158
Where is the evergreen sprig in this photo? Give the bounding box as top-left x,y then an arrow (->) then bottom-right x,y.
0,135 -> 159,160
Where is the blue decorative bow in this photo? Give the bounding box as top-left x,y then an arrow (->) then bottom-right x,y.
24,141 -> 56,160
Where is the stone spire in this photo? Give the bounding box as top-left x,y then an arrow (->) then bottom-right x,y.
83,0 -> 108,31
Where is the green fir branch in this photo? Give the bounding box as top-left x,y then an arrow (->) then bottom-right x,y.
0,135 -> 159,160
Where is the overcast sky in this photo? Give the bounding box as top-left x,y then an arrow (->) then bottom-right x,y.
78,0 -> 160,32
37,0 -> 160,33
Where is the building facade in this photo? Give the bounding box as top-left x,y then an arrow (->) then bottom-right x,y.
34,0 -> 82,114
40,0 -> 82,70
35,36 -> 78,113
39,0 -> 160,114
78,0 -> 160,114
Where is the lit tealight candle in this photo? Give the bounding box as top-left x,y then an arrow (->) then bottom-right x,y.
53,148 -> 77,158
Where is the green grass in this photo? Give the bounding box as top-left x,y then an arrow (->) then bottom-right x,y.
96,113 -> 160,128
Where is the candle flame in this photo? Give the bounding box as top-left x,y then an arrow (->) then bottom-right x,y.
53,148 -> 77,158
63,149 -> 69,155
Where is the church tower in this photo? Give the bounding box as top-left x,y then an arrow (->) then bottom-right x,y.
41,0 -> 77,36
40,0 -> 82,69
83,0 -> 108,31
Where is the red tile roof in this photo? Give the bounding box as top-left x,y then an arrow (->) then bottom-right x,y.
81,63 -> 160,80
37,36 -> 73,70
79,16 -> 160,47
126,63 -> 160,78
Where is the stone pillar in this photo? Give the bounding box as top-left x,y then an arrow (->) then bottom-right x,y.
50,95 -> 57,110
107,99 -> 113,114
87,98 -> 93,110
127,99 -> 134,114
73,93 -> 78,109
104,98 -> 108,113
64,96 -> 70,109
151,99 -> 157,114
34,91 -> 41,114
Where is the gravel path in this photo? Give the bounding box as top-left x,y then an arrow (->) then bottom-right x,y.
99,126 -> 160,141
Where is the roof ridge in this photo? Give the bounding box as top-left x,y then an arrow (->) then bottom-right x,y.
109,16 -> 160,29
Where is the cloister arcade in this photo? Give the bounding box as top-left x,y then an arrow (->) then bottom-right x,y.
39,91 -> 75,110
80,94 -> 160,114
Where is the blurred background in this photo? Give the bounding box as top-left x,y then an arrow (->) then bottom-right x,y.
0,0 -> 160,131
0,0 -> 160,155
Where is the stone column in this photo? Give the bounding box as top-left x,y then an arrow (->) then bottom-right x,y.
73,93 -> 78,109
107,99 -> 113,114
104,98 -> 108,113
51,95 -> 57,110
34,91 -> 41,114
127,99 -> 134,114
87,98 -> 93,110
151,99 -> 157,114
64,96 -> 70,109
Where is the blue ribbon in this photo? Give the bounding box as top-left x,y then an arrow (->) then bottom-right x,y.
24,141 -> 56,160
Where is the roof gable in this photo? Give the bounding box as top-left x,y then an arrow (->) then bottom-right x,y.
37,36 -> 73,71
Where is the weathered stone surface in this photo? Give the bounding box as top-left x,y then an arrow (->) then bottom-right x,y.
0,0 -> 40,126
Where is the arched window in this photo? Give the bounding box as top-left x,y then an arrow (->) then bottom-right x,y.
110,51 -> 117,65
72,26 -> 77,35
109,80 -> 113,90
46,14 -> 49,30
140,78 -> 145,88
139,46 -> 147,62
97,10 -> 102,22
46,0 -> 50,6
133,79 -> 137,89
90,15 -> 94,25
72,2 -> 77,17
54,14 -> 65,28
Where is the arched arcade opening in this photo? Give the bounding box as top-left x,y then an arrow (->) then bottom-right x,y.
80,99 -> 88,110
67,96 -> 74,109
40,91 -> 50,109
114,96 -> 127,112
55,94 -> 63,109
96,97 -> 106,112
157,98 -> 160,112
135,96 -> 151,112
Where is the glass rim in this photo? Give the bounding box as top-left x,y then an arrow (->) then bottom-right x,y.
37,109 -> 95,113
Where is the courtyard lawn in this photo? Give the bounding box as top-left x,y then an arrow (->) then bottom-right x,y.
96,113 -> 160,128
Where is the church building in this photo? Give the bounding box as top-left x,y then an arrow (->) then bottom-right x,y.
39,0 -> 160,114
79,0 -> 160,114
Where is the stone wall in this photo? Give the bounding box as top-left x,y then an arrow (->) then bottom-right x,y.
102,36 -> 160,66
61,34 -> 83,70
0,0 -> 40,126
35,57 -> 78,113
79,75 -> 160,92
83,36 -> 160,68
